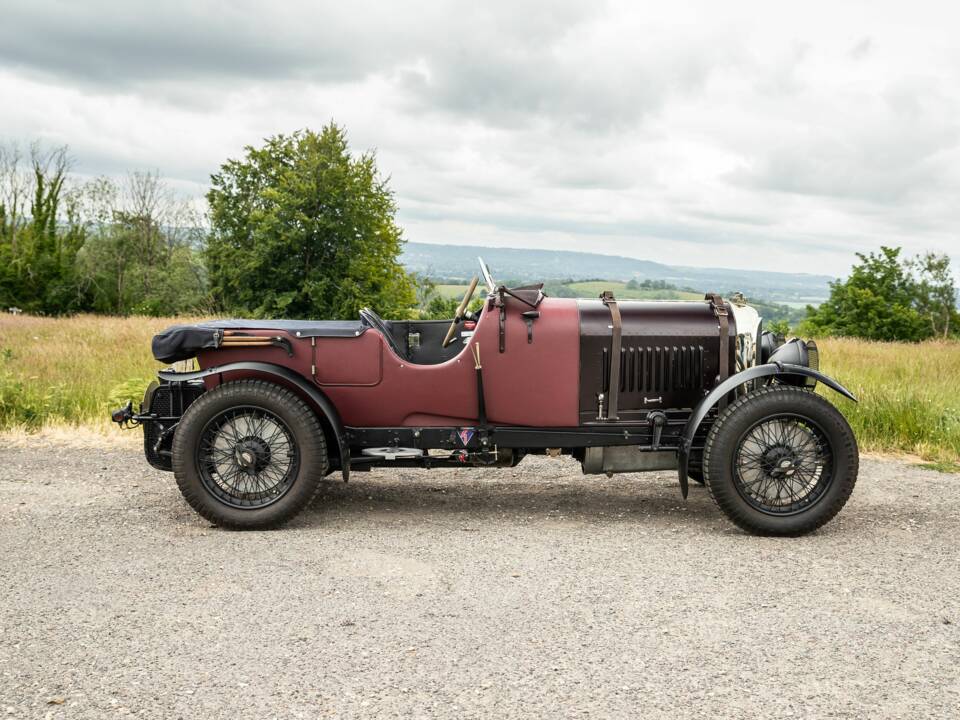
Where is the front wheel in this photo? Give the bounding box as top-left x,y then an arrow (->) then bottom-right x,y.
172,380 -> 329,529
702,385 -> 858,536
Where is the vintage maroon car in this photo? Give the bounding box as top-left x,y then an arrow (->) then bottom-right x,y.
113,258 -> 859,535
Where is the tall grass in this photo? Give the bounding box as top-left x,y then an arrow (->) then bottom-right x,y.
0,314 -> 194,429
815,338 -> 960,465
0,315 -> 957,465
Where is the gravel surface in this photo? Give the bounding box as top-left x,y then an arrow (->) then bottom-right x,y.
0,443 -> 958,719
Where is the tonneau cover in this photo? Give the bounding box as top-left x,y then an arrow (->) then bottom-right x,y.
200,319 -> 366,338
151,319 -> 367,363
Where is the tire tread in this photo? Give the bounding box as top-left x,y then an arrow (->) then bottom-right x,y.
702,385 -> 858,536
171,379 -> 328,529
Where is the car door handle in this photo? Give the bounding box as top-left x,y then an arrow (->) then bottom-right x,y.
521,311 -> 540,343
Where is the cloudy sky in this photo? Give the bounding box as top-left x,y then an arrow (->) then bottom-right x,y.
1,0 -> 957,277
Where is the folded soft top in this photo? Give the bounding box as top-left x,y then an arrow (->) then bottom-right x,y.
151,319 -> 366,363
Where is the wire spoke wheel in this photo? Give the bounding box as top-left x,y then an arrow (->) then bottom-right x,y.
173,380 -> 328,529
196,405 -> 301,509
732,413 -> 833,516
700,387 -> 857,535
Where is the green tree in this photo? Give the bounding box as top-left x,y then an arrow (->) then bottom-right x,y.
0,144 -> 88,314
908,252 -> 958,339
800,247 -> 931,341
77,172 -> 207,315
765,318 -> 791,337
420,294 -> 462,320
206,124 -> 415,319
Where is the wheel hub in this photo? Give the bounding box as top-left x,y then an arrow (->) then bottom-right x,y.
760,445 -> 799,478
732,413 -> 836,517
233,436 -> 272,475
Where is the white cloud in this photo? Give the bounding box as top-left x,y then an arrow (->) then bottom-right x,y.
1,0 -> 958,277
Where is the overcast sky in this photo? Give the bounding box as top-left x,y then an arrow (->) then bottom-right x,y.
1,0 -> 957,277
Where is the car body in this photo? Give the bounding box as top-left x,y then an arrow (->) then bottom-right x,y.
114,258 -> 859,535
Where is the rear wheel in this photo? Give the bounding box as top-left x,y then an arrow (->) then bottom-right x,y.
703,385 -> 858,536
172,380 -> 328,529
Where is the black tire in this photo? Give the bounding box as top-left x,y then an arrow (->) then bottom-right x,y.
703,385 -> 858,536
172,380 -> 328,529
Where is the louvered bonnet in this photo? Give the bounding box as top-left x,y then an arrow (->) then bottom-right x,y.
577,299 -> 737,422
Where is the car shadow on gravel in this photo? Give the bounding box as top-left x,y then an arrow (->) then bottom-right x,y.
292,474 -> 724,528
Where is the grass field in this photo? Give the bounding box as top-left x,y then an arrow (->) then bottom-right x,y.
564,281 -> 703,301
0,315 -> 189,433
0,314 -> 957,469
435,284 -> 475,299
815,338 -> 960,471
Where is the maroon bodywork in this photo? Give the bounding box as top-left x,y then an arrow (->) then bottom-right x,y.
199,296 -> 582,427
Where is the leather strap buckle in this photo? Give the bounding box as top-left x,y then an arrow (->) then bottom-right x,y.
705,293 -> 731,410
599,291 -> 622,421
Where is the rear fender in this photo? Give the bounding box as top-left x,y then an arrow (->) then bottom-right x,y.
677,362 -> 857,498
158,361 -> 350,481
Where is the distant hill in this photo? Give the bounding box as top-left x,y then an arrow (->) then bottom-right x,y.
401,242 -> 832,304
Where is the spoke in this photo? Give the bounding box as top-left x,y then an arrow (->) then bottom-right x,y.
225,465 -> 243,494
756,422 -> 771,448
738,448 -> 766,463
222,417 -> 241,445
256,465 -> 276,488
197,406 -> 299,508
779,421 -> 794,447
782,477 -> 799,506
250,472 -> 266,494
769,420 -> 784,447
787,423 -> 807,449
734,414 -> 836,513
253,412 -> 268,439
769,420 -> 783,446
262,424 -> 287,449
261,463 -> 286,488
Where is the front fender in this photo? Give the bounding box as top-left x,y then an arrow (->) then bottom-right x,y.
677,362 -> 857,498
158,361 -> 350,481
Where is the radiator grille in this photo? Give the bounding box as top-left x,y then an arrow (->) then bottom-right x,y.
602,344 -> 705,394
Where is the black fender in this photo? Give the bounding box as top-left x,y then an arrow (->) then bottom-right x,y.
158,361 -> 350,481
677,362 -> 857,498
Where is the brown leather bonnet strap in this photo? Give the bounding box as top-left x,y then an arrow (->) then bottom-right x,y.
705,293 -> 730,409
600,291 -> 622,421
494,292 -> 506,353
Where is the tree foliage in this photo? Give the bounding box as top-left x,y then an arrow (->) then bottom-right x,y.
77,172 -> 206,315
765,318 -> 791,337
206,125 -> 415,319
0,144 -> 87,314
0,142 -> 206,316
800,246 -> 958,341
909,252 -> 957,339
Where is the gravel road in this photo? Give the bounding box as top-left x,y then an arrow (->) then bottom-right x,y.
0,442 -> 958,719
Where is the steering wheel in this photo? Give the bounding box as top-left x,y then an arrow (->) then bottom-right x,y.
442,276 -> 479,348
